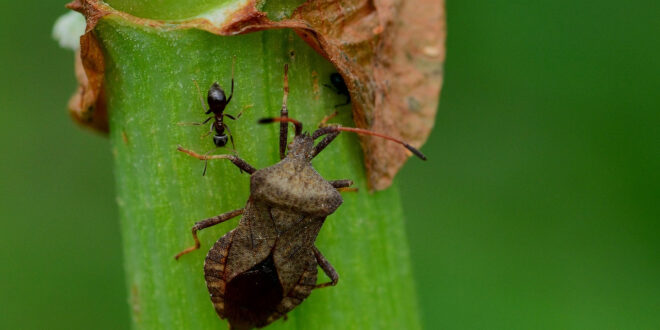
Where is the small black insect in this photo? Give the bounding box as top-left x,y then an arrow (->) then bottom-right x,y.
324,72 -> 351,107
180,62 -> 246,174
175,65 -> 425,330
205,80 -> 235,148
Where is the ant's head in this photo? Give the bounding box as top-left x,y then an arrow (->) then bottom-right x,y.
213,134 -> 229,147
207,82 -> 227,110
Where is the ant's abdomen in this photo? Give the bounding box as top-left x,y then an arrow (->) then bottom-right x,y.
213,134 -> 229,147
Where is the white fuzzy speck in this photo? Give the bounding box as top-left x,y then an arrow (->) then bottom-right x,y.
52,11 -> 86,51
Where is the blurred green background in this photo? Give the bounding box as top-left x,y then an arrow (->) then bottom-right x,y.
1,1 -> 658,329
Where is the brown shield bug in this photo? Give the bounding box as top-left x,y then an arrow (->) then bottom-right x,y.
174,65 -> 426,329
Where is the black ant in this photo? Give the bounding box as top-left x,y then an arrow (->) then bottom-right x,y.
324,72 -> 351,107
202,79 -> 238,149
180,62 -> 245,175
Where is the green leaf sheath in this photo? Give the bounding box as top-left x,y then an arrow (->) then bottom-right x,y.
98,15 -> 421,330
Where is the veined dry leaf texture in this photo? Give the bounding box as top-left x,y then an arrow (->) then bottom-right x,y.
67,0 -> 445,189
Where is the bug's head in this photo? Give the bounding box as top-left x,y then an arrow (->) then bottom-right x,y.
287,134 -> 315,162
207,82 -> 227,109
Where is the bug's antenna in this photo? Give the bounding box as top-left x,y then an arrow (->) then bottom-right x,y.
282,64 -> 289,111
313,125 -> 427,160
228,55 -> 235,103
261,65 -> 305,137
258,117 -> 303,136
280,65 -> 290,158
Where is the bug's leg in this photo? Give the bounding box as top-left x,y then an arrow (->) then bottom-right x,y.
177,146 -> 257,174
312,246 -> 339,289
311,130 -> 340,159
329,179 -> 353,189
330,180 -> 357,193
330,179 -> 358,192
175,208 -> 244,260
226,56 -> 235,104
279,65 -> 290,160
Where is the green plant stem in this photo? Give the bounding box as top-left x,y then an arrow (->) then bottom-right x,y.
98,14 -> 420,329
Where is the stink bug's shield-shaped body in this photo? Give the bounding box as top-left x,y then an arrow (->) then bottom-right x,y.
175,65 -> 426,329
206,136 -> 342,329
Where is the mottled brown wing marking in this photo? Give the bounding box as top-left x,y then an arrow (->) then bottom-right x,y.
273,216 -> 324,295
204,229 -> 235,318
225,200 -> 278,282
266,259 -> 318,323
268,208 -> 280,234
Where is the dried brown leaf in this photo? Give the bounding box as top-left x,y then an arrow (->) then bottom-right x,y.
67,32 -> 108,133
290,0 -> 446,189
66,0 -> 445,189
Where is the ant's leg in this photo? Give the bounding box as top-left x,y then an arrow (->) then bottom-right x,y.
312,246 -> 339,289
177,146 -> 256,174
174,208 -> 244,259
224,126 -> 242,174
222,123 -> 242,174
323,83 -> 338,93
224,104 -> 251,120
335,94 -> 351,108
222,123 -> 237,153
178,117 -> 213,126
201,149 -> 215,176
197,122 -> 215,141
200,131 -> 213,140
193,79 -> 208,113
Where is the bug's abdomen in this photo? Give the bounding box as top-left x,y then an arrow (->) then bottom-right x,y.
204,231 -> 233,320
265,260 -> 318,325
205,230 -> 285,329
224,254 -> 283,329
